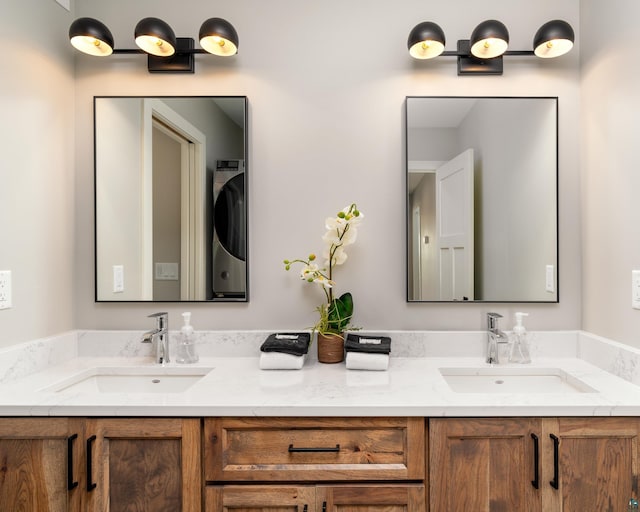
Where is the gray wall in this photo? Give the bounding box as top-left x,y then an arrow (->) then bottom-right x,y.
72,0 -> 581,334
0,0 -> 75,347
581,0 -> 640,347
2,0 -> 588,347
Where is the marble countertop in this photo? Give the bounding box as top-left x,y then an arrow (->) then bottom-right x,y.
2,354 -> 640,417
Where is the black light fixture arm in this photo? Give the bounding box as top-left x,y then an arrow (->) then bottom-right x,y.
439,49 -> 535,57
111,48 -> 210,55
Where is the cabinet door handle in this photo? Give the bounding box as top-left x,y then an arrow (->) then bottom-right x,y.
550,434 -> 559,490
288,444 -> 340,453
86,435 -> 97,492
531,433 -> 539,489
322,502 -> 327,512
302,506 -> 308,512
67,433 -> 79,490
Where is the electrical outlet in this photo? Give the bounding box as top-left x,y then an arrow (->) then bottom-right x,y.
632,270 -> 640,309
0,271 -> 12,310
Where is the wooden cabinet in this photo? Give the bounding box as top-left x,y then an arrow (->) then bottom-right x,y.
4,414 -> 638,512
429,417 -> 640,512
0,418 -> 83,512
84,418 -> 201,512
430,417 -> 541,512
205,484 -> 426,511
318,484 -> 426,511
544,417 -> 640,511
0,417 -> 201,512
205,417 -> 425,482
206,485 -> 315,511
204,417 -> 426,512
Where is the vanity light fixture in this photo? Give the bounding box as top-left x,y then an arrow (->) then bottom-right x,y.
134,17 -> 176,57
407,19 -> 574,75
69,16 -> 239,73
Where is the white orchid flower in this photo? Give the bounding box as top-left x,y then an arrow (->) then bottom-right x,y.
300,263 -> 319,280
313,275 -> 334,289
329,247 -> 348,267
283,203 -> 363,317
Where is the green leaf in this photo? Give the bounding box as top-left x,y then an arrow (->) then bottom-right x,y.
327,292 -> 354,333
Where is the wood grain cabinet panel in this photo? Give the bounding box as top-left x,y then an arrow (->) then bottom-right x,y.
429,418 -> 542,512
430,417 -> 640,512
544,417 -> 640,512
206,484 -> 426,512
317,484 -> 426,512
204,417 -> 425,482
84,418 -> 202,512
0,417 -> 202,512
206,485 -> 315,511
0,418 -> 83,512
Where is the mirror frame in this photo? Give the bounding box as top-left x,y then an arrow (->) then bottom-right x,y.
405,96 -> 559,303
93,95 -> 249,303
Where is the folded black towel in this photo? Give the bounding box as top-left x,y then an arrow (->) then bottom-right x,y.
260,333 -> 311,356
345,334 -> 391,354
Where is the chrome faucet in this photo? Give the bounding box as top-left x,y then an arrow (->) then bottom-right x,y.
142,312 -> 170,365
486,312 -> 508,364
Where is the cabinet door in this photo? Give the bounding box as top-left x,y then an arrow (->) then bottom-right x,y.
318,484 -> 426,512
544,417 -> 640,512
429,418 -> 542,512
85,418 -> 201,512
0,417 -> 83,512
206,485 -> 315,511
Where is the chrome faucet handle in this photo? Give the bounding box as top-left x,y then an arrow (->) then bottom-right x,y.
148,312 -> 168,329
144,312 -> 170,364
487,312 -> 503,331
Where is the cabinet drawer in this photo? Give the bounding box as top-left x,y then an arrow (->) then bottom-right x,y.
204,417 -> 425,482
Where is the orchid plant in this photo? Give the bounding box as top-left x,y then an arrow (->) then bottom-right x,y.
284,203 -> 364,336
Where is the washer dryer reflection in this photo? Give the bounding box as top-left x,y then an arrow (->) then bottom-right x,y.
212,159 -> 246,299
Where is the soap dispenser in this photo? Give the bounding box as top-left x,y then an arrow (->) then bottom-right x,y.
509,312 -> 531,364
176,312 -> 199,364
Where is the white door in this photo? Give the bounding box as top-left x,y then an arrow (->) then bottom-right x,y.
142,100 -> 207,300
436,149 -> 474,301
412,206 -> 422,300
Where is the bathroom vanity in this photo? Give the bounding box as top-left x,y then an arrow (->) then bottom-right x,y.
1,330 -> 640,511
1,415 -> 638,511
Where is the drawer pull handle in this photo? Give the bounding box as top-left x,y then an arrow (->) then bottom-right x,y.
67,433 -> 79,491
288,443 -> 340,453
531,433 -> 539,489
550,434 -> 559,490
86,435 -> 97,492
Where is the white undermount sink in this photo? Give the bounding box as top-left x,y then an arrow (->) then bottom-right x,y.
44,366 -> 214,394
439,367 -> 597,394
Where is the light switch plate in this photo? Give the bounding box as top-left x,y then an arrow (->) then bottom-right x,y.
545,265 -> 555,293
632,270 -> 640,309
155,262 -> 179,281
0,271 -> 12,310
113,265 -> 124,293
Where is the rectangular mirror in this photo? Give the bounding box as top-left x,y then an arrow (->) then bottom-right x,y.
95,96 -> 248,302
406,96 -> 558,302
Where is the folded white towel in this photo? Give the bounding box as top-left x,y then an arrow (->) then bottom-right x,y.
345,351 -> 389,371
259,351 -> 306,370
